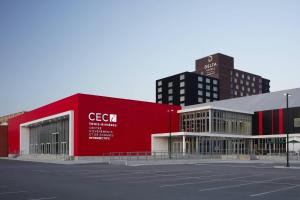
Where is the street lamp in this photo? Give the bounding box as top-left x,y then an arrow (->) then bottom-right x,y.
284,93 -> 292,167
168,109 -> 174,159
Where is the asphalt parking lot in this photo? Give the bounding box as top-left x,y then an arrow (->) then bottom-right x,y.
0,159 -> 299,200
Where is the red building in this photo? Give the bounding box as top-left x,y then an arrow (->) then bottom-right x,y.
8,94 -> 180,158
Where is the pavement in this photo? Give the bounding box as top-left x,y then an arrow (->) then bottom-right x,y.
0,159 -> 300,200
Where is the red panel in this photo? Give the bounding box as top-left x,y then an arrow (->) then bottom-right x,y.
271,110 -> 274,135
258,112 -> 263,135
8,94 -> 79,155
0,126 -> 8,157
279,108 -> 284,135
77,94 -> 180,156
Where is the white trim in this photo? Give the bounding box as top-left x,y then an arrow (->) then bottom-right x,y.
178,105 -> 253,115
19,110 -> 74,156
152,132 -> 300,139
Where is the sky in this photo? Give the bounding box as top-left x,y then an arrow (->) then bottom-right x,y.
0,0 -> 300,116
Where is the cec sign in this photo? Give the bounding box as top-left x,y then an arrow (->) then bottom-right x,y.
294,118 -> 300,128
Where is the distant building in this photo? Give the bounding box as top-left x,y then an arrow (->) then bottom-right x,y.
156,53 -> 270,106
156,72 -> 219,106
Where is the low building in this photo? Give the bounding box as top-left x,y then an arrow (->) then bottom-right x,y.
152,87 -> 300,155
7,94 -> 180,158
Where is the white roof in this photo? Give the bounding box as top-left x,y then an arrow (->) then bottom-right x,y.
180,87 -> 300,113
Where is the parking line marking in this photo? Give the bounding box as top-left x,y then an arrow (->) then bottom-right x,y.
198,175 -> 294,192
105,171 -> 211,181
28,197 -> 57,200
159,173 -> 255,188
128,171 -> 212,183
0,190 -> 28,195
250,185 -> 300,197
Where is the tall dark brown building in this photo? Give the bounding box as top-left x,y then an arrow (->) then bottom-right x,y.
195,53 -> 270,100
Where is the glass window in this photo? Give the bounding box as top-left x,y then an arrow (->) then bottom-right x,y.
168,82 -> 173,87
198,83 -> 203,89
234,78 -> 237,83
198,90 -> 203,96
198,97 -> 203,103
253,77 -> 256,81
247,88 -> 250,92
253,88 -> 256,93
213,79 -> 218,85
251,82 -> 255,87
206,78 -> 211,84
213,86 -> 218,92
157,100 -> 162,103
235,72 -> 239,77
180,82 -> 185,87
157,87 -> 162,93
246,81 -> 249,86
247,75 -> 250,80
180,103 -> 185,106
198,76 -> 203,82
168,96 -> 173,101
236,85 -> 239,89
180,96 -> 185,102
157,81 -> 162,86
180,89 -> 185,95
206,85 -> 210,90
168,89 -> 173,94
180,74 -> 185,80
206,91 -> 210,97
242,74 -> 245,79
213,93 -> 218,98
157,94 -> 162,99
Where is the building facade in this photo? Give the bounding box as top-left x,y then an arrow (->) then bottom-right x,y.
156,53 -> 270,106
152,88 -> 300,155
156,72 -> 219,106
8,94 -> 180,158
195,53 -> 270,99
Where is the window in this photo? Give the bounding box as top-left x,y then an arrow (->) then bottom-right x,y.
180,96 -> 185,102
247,75 -> 250,80
180,82 -> 185,87
157,94 -> 162,99
198,97 -> 203,103
157,100 -> 162,103
253,89 -> 256,93
236,85 -> 239,89
180,89 -> 185,95
240,80 -> 244,85
259,78 -> 262,83
198,76 -> 203,82
242,74 -> 245,79
168,96 -> 173,101
157,87 -> 162,93
247,88 -> 250,92
213,86 -> 218,92
168,82 -> 173,87
241,92 -> 244,96
198,83 -> 203,89
206,85 -> 210,90
168,89 -> 173,94
253,77 -> 256,81
157,81 -> 162,86
234,90 -> 238,96
213,93 -> 218,98
234,78 -> 237,83
246,81 -> 249,86
206,91 -> 210,97
198,90 -> 203,96
180,103 -> 185,106
206,78 -> 211,84
251,82 -> 255,87
213,79 -> 218,85
206,99 -> 211,102
180,74 -> 185,80
242,86 -> 244,91
235,72 -> 239,77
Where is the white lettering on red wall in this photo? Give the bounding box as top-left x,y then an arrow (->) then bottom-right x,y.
88,112 -> 118,141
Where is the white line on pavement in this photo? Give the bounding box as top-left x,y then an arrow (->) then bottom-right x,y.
0,190 -> 28,195
250,185 -> 300,197
28,197 -> 57,200
198,175 -> 294,192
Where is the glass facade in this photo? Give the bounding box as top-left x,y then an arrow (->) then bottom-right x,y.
211,109 -> 252,135
29,117 -> 69,155
180,109 -> 252,135
180,110 -> 210,132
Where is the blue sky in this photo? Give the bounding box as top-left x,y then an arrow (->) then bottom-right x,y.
0,0 -> 300,116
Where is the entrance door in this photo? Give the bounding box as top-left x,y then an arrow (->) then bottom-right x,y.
51,132 -> 59,154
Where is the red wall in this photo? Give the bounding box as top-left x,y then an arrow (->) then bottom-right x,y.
0,126 -> 8,157
8,94 -> 79,155
77,94 -> 180,156
8,93 -> 180,156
